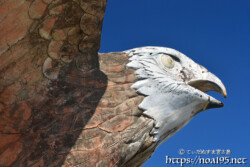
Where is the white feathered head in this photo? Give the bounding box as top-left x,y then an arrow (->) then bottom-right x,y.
125,47 -> 227,145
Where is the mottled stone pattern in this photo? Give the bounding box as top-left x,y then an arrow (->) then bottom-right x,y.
0,50 -> 156,166
0,0 -> 157,166
62,53 -> 156,167
1,0 -> 109,166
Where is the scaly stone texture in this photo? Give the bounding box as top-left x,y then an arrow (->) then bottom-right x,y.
0,0 -> 156,166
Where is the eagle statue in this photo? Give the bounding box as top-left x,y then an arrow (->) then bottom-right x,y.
0,0 -> 226,167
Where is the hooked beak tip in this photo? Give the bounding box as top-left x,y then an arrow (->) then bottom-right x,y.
222,89 -> 227,98
207,101 -> 224,109
206,97 -> 224,110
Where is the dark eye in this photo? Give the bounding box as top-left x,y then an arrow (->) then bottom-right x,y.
160,54 -> 175,69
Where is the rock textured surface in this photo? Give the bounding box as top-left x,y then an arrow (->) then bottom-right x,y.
0,0 -> 157,166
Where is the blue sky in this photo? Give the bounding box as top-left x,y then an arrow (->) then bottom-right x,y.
99,0 -> 250,166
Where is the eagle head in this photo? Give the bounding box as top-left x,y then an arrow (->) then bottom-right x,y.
125,46 -> 227,146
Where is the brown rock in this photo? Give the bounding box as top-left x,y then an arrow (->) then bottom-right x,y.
0,82 -> 21,105
42,57 -> 61,80
67,26 -> 82,45
80,13 -> 100,35
0,1 -> 32,55
0,0 -> 157,167
39,16 -> 58,40
48,40 -> 63,60
80,0 -> 106,18
43,0 -> 52,4
0,141 -> 23,166
49,4 -> 67,15
29,0 -> 48,19
99,115 -> 133,133
52,29 -> 68,41
0,134 -> 21,151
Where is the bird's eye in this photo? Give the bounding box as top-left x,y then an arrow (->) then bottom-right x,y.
160,54 -> 175,69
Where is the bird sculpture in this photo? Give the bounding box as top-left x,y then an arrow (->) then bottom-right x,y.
0,0 -> 226,166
